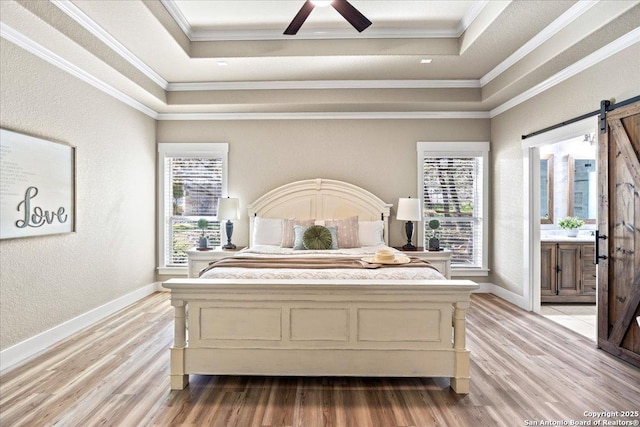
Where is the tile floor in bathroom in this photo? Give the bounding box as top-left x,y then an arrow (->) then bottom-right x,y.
540,304 -> 597,341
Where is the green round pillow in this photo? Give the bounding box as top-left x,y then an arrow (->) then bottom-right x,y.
302,225 -> 333,250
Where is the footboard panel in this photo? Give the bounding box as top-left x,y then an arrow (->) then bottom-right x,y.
164,279 -> 478,394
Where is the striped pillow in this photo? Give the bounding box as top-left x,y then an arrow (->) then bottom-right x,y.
281,218 -> 315,247
325,216 -> 360,248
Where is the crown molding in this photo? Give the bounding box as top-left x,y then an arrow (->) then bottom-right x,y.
161,0 -> 487,41
480,0 -> 598,86
167,79 -> 481,92
51,0 -> 169,89
156,111 -> 491,121
490,27 -> 640,118
457,0 -> 489,37
0,23 -> 158,119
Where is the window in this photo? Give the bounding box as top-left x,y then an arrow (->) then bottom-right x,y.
417,142 -> 489,275
158,143 -> 228,271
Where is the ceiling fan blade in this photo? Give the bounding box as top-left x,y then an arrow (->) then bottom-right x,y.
332,0 -> 372,33
284,0 -> 315,35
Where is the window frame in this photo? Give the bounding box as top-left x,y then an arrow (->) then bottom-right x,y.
417,141 -> 490,276
157,142 -> 229,274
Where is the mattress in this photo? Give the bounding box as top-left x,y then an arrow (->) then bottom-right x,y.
199,245 -> 447,280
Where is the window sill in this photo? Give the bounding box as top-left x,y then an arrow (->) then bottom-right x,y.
451,268 -> 489,277
157,266 -> 188,276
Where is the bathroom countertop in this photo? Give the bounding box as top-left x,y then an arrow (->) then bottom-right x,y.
540,235 -> 594,243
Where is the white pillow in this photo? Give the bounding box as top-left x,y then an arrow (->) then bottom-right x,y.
358,220 -> 385,246
252,217 -> 282,246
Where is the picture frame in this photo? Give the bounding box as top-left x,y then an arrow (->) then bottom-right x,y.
0,128 -> 76,239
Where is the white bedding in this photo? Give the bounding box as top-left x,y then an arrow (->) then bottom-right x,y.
199,245 -> 446,280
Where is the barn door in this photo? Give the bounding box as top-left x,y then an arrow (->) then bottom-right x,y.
597,100 -> 640,367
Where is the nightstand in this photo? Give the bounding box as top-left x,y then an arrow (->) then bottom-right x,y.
394,247 -> 452,279
186,247 -> 245,278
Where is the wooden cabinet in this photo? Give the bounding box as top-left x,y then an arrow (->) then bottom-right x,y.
541,241 -> 596,303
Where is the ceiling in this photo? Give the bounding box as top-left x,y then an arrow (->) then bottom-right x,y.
0,0 -> 638,119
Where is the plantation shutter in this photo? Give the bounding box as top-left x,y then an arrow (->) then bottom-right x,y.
422,156 -> 484,268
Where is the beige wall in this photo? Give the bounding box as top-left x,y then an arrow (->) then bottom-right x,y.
157,118 -> 491,250
0,40 -> 157,350
490,43 -> 640,296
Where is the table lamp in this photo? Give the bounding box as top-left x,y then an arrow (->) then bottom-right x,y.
397,197 -> 422,251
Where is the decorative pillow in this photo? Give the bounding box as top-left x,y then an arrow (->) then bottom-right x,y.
358,220 -> 385,246
302,225 -> 333,250
281,218 -> 315,247
293,225 -> 338,250
252,217 -> 282,246
325,216 -> 360,248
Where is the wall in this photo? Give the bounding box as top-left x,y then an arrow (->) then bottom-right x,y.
490,43 -> 640,296
0,40 -> 157,351
157,118 -> 491,254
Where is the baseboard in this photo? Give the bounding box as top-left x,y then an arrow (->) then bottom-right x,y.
0,282 -> 162,374
473,282 -> 529,310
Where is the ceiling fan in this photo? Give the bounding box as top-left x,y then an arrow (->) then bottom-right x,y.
284,0 -> 372,35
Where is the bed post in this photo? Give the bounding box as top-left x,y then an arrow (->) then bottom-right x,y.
170,299 -> 188,390
451,301 -> 471,394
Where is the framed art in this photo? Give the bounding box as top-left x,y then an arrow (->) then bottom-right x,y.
0,128 -> 76,239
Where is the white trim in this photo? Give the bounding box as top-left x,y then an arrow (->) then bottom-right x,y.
416,141 -> 490,272
160,0 -> 194,40
480,0 -> 598,86
167,79 -> 481,91
157,111 -> 490,121
457,0 -> 490,37
0,282 -> 162,374
161,0 -> 488,41
490,27 -> 640,118
417,141 -> 491,152
50,0 -> 169,89
157,143 -> 229,270
521,117 -> 596,314
0,23 -> 158,119
485,283 -> 529,309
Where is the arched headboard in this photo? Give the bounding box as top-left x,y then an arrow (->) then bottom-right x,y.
247,178 -> 393,245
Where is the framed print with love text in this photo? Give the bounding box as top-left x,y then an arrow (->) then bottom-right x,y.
0,128 -> 76,239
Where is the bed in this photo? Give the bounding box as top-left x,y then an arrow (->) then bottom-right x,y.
163,178 -> 479,394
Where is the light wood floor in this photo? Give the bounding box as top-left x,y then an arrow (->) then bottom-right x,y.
1,293 -> 639,427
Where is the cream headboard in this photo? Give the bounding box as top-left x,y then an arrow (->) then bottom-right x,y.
247,178 -> 393,245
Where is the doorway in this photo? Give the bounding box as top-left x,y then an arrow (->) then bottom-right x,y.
523,117 -> 598,340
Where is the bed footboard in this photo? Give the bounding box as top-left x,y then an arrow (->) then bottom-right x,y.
164,279 -> 478,394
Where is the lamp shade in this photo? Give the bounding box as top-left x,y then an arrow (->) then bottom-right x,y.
396,198 -> 422,221
218,197 -> 240,220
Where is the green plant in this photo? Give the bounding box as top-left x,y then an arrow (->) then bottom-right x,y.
428,219 -> 440,237
558,216 -> 584,230
197,218 -> 209,236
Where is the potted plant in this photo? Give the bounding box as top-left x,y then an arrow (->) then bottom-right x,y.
428,219 -> 441,251
197,218 -> 210,250
558,216 -> 584,237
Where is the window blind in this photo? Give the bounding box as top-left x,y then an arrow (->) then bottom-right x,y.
164,156 -> 223,265
422,156 -> 484,267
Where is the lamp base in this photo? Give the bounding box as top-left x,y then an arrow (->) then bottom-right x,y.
402,243 -> 418,251
222,243 -> 236,250
222,220 -> 236,250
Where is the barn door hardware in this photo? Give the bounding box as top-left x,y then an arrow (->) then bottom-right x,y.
595,230 -> 607,264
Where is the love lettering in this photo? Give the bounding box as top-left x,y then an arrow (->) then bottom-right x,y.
15,186 -> 68,228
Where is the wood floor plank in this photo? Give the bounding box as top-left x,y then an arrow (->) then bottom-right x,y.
1,292 -> 639,427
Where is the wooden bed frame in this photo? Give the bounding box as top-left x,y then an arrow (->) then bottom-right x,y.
163,178 -> 479,394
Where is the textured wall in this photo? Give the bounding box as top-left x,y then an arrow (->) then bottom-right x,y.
490,44 -> 640,296
157,118 -> 491,254
0,40 -> 157,350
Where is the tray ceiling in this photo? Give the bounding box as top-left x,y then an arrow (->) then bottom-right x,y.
0,0 -> 638,119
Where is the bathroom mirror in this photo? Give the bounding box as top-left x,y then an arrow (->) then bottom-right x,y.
540,154 -> 553,224
568,155 -> 596,224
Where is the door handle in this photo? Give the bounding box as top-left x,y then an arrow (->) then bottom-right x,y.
595,230 -> 607,264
